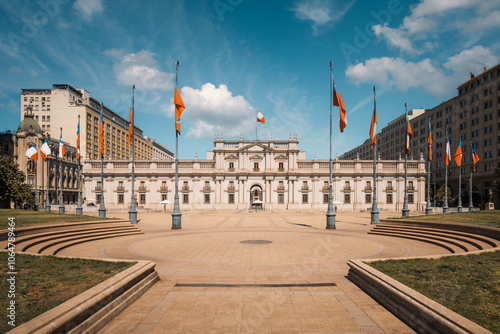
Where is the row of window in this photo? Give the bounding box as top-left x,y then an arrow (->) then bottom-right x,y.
111,192 -> 415,206
23,96 -> 51,102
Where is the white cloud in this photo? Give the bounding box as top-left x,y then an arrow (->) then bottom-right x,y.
106,49 -> 175,91
346,57 -> 451,97
291,0 -> 354,34
167,83 -> 255,139
346,46 -> 500,98
443,45 -> 499,76
372,0 -> 500,54
372,24 -> 418,55
74,0 -> 104,22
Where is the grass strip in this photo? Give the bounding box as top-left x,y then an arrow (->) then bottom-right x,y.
369,251 -> 500,333
0,209 -> 113,230
0,252 -> 136,333
392,210 -> 500,229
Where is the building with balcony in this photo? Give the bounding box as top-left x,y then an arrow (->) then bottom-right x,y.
83,137 -> 426,212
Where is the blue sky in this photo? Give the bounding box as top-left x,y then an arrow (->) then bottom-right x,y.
1,0 -> 499,159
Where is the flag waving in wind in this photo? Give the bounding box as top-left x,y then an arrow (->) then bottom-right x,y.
369,87 -> 377,148
405,110 -> 413,155
472,145 -> 479,170
428,119 -> 432,161
128,108 -> 133,146
174,88 -> 185,135
338,92 -> 347,132
76,122 -> 80,159
98,112 -> 104,155
59,134 -> 66,159
25,144 -> 38,161
453,139 -> 462,166
41,138 -> 51,162
445,132 -> 451,166
257,111 -> 265,124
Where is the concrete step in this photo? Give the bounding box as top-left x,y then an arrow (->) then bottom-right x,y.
374,224 -> 500,248
372,226 -> 492,251
18,226 -> 138,252
368,230 -> 466,254
23,229 -> 142,255
45,231 -> 144,256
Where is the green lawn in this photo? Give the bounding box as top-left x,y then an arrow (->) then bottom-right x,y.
392,210 -> 500,228
0,209 -> 114,230
369,251 -> 500,333
0,252 -> 136,333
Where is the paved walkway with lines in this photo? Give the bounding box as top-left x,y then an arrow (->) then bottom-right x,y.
59,210 -> 449,333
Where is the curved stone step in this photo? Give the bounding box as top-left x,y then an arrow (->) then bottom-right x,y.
368,231 -> 464,254
19,226 -> 138,252
372,226 -> 490,251
374,224 -> 499,248
47,231 -> 144,255
24,230 -> 142,255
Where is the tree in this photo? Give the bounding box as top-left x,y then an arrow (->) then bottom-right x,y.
492,168 -> 500,195
0,155 -> 34,208
434,184 -> 455,206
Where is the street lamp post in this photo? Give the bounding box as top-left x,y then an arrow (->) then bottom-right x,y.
326,61 -> 336,229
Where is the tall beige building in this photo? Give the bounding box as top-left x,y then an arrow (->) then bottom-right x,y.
20,84 -> 173,161
340,63 -> 500,207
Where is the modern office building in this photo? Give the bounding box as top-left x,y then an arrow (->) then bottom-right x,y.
83,137 -> 426,212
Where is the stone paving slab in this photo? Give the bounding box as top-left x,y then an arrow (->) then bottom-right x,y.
56,211 -> 446,333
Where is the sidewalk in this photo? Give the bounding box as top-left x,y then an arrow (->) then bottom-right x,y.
60,211 -> 441,333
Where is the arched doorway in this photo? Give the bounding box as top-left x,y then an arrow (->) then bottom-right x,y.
249,184 -> 263,210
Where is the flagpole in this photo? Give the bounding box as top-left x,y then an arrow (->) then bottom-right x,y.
371,86 -> 379,224
326,61 -> 336,229
426,116 -> 432,215
402,104 -> 409,217
172,60 -> 182,229
45,133 -> 51,212
129,85 -> 138,224
59,127 -> 65,214
76,115 -> 83,215
256,109 -> 258,141
457,135 -> 463,212
469,140 -> 473,211
443,126 -> 449,213
99,102 -> 106,218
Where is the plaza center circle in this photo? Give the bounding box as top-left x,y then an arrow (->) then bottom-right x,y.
129,230 -> 383,265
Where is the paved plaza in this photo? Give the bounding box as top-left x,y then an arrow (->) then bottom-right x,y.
59,210 -> 448,333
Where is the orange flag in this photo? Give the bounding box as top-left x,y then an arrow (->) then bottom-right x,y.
338,92 -> 347,132
333,87 -> 339,107
453,139 -> 462,166
405,115 -> 412,155
369,108 -> 377,148
128,108 -> 133,146
98,113 -> 104,155
174,88 -> 185,135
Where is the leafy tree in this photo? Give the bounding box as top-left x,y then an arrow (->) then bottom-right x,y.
492,168 -> 500,195
434,184 -> 455,206
0,155 -> 34,208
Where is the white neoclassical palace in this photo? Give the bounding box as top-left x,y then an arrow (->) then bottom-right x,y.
82,137 -> 427,212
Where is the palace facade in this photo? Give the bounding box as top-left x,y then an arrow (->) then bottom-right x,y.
83,137 -> 427,212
